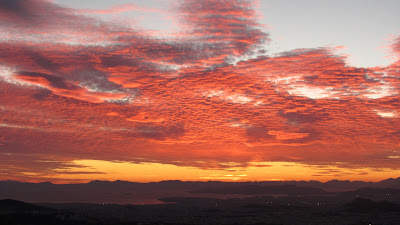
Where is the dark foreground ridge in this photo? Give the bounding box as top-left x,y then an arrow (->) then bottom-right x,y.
1,196 -> 400,225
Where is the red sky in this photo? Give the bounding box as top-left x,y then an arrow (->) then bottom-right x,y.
1,0 -> 400,183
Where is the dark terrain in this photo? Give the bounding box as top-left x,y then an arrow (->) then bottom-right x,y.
1,178 -> 400,225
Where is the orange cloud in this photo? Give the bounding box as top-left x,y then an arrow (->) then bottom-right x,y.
0,0 -> 400,182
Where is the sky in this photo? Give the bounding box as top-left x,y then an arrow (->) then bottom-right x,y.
1,0 -> 400,183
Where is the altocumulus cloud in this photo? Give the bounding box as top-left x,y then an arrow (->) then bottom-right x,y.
0,0 -> 400,181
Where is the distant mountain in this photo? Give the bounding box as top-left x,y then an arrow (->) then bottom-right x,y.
190,184 -> 326,195
377,177 -> 400,188
1,178 -> 399,204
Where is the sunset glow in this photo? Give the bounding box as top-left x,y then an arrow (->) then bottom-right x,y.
1,0 -> 400,183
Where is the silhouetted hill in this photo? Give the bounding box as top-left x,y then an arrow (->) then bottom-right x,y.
345,197 -> 400,213
0,199 -> 56,214
337,187 -> 400,203
0,200 -> 69,225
